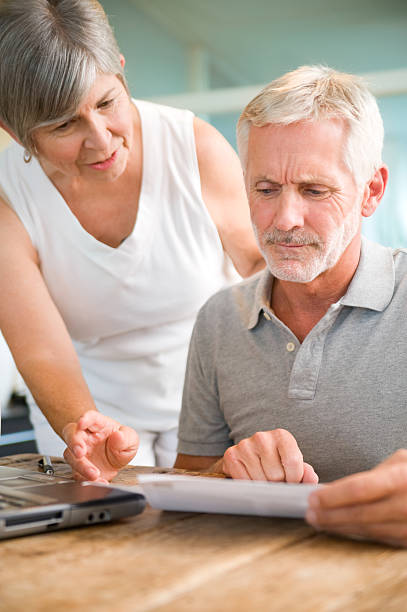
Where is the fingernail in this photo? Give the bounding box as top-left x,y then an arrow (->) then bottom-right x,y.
307,494 -> 320,509
306,509 -> 317,524
88,467 -> 99,478
305,510 -> 322,530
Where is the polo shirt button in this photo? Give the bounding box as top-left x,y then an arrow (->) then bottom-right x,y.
286,342 -> 295,352
263,312 -> 271,321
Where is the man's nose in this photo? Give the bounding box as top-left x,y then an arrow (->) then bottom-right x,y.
272,190 -> 304,231
83,116 -> 111,150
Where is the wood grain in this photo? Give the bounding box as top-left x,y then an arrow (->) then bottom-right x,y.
1,455 -> 407,612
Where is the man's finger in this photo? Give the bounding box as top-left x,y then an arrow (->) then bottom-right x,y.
247,431 -> 285,481
302,462 -> 319,484
377,449 -> 407,470
222,446 -> 252,479
273,429 -> 304,483
307,518 -> 407,548
223,459 -> 251,480
307,491 -> 407,527
231,438 -> 270,480
258,443 -> 286,481
309,463 -> 407,510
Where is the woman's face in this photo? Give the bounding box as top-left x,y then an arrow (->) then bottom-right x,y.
33,73 -> 135,184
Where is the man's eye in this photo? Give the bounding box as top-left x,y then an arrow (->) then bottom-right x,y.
257,187 -> 279,195
305,188 -> 328,197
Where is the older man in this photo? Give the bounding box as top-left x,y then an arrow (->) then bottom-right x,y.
175,65 -> 407,547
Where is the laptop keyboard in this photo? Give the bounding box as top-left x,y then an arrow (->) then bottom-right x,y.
0,491 -> 32,510
0,479 -> 59,509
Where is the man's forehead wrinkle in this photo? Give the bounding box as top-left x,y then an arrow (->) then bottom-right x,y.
252,173 -> 337,185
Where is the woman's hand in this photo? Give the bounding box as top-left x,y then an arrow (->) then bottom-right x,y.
62,410 -> 139,482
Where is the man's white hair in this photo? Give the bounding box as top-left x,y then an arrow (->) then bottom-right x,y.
236,65 -> 384,186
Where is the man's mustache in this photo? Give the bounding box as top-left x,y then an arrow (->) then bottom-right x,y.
263,229 -> 323,247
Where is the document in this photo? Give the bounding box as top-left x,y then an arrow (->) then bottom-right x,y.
137,474 -> 318,518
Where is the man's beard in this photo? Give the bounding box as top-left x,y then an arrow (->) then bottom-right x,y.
258,205 -> 361,283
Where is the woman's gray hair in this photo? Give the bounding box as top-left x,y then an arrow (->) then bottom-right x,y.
237,65 -> 384,187
0,0 -> 128,153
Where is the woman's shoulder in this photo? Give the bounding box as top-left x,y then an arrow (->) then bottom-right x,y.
132,98 -> 198,177
0,142 -> 27,201
132,98 -> 194,130
0,140 -> 24,169
0,141 -> 47,230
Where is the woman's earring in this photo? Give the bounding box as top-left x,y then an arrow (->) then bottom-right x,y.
23,150 -> 32,164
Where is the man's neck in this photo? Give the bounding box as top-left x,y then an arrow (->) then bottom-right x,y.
270,235 -> 362,342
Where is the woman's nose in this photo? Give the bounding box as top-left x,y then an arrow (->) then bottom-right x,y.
83,116 -> 111,151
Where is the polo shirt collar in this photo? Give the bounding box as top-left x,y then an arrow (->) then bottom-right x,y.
246,237 -> 395,330
247,269 -> 274,329
340,236 -> 394,311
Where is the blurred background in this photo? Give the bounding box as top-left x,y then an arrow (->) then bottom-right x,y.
1,0 -> 406,452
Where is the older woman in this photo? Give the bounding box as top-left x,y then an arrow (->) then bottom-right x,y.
0,0 -> 263,481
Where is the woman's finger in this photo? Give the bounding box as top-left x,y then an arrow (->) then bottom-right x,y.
62,423 -> 88,458
63,446 -> 101,481
106,427 -> 139,469
77,410 -> 114,433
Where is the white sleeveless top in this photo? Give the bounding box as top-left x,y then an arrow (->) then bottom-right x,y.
0,100 -> 238,433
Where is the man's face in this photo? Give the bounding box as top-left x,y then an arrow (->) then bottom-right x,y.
246,119 -> 363,283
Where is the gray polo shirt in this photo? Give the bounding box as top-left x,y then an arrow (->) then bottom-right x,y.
178,238 -> 407,482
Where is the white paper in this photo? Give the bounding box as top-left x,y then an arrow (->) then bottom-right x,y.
137,474 -> 318,518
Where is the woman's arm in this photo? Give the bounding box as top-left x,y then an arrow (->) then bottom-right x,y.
0,198 -> 96,432
0,198 -> 138,480
193,117 -> 265,278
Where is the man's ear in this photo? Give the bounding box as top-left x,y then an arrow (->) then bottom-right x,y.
0,120 -> 20,145
361,166 -> 388,218
119,53 -> 126,69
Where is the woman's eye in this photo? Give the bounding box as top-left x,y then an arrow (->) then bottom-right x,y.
56,122 -> 69,131
55,120 -> 73,132
98,98 -> 114,109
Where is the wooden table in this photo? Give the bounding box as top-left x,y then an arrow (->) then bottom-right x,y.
1,454 -> 407,612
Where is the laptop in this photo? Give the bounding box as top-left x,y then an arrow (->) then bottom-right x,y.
0,465 -> 146,540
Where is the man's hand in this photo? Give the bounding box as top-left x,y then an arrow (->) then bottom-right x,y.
219,429 -> 318,483
62,410 -> 139,482
306,450 -> 407,547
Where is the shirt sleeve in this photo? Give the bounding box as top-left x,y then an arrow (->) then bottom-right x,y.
177,305 -> 233,456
